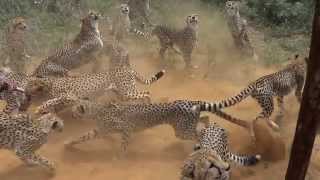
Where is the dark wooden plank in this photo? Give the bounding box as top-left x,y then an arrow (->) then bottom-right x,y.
285,1 -> 320,179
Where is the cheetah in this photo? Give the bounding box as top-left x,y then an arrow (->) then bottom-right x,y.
1,17 -> 31,73
205,55 -> 307,141
225,1 -> 257,59
181,121 -> 261,180
65,99 -> 250,153
150,14 -> 199,70
0,112 -> 63,174
125,0 -> 153,28
26,57 -> 165,114
32,10 -> 103,77
108,3 -> 148,44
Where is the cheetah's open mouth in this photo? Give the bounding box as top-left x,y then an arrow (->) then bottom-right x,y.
121,9 -> 129,14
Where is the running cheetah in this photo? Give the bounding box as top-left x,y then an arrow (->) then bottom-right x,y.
32,11 -> 103,77
1,17 -> 31,73
225,1 -> 256,59
0,112 -> 63,174
27,56 -> 164,114
208,55 -> 307,141
65,99 -> 250,153
181,122 -> 261,180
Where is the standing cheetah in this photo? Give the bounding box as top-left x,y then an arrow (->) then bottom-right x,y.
225,1 -> 257,59
32,11 -> 103,77
151,14 -> 199,70
0,112 -> 63,174
66,99 -> 250,153
1,17 -> 31,73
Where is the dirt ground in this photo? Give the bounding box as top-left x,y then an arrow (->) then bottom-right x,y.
0,43 -> 319,180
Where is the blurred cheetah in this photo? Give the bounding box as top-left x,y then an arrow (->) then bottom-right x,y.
181,121 -> 260,180
32,11 -> 103,77
151,14 -> 199,69
225,1 -> 257,59
0,112 -> 63,174
1,17 -> 30,73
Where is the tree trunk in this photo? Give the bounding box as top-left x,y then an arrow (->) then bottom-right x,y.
285,1 -> 320,179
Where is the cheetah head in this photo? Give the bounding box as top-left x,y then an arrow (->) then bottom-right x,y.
120,4 -> 130,16
183,149 -> 231,180
37,113 -> 64,133
225,1 -> 240,16
186,14 -> 199,29
12,17 -> 28,32
81,10 -> 101,30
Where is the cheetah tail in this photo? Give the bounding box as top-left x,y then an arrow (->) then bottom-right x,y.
131,28 -> 151,40
228,152 -> 261,166
194,85 -> 255,112
214,110 -> 250,129
218,84 -> 255,108
136,70 -> 165,85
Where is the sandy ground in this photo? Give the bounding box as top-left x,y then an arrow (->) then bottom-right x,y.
0,45 -> 319,180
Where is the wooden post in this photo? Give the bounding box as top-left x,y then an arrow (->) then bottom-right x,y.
285,1 -> 320,179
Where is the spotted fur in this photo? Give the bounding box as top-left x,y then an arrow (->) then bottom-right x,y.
26,47 -> 164,114
0,112 -> 63,173
66,99 -> 250,152
32,11 -> 103,77
197,55 -> 307,141
225,1 -> 256,59
1,17 -> 30,73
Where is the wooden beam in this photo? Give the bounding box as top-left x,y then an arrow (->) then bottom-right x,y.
285,1 -> 320,179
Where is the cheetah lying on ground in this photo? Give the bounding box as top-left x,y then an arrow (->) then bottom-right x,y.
180,121 -> 260,180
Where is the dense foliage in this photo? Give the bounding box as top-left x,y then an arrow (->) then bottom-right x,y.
201,0 -> 313,34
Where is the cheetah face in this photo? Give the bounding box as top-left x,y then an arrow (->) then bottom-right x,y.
225,1 -> 239,16
120,4 -> 130,15
12,17 -> 27,32
191,149 -> 231,180
186,14 -> 199,28
82,10 -> 101,29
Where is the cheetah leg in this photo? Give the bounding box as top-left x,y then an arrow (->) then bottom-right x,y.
275,96 -> 285,127
64,129 -> 100,148
295,76 -> 304,103
159,46 -> 168,61
35,94 -> 78,114
251,96 -> 279,142
15,150 -> 55,173
120,130 -> 131,154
